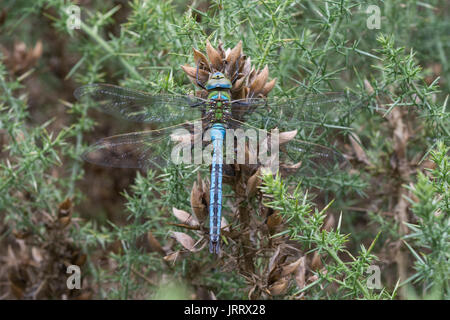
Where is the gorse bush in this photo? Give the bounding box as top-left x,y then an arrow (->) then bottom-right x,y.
0,0 -> 448,299
403,142 -> 449,299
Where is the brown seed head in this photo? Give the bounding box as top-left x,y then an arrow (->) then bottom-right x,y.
181,40 -> 276,100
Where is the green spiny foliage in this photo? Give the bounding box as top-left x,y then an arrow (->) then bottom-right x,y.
0,54 -> 98,298
403,142 -> 449,299
260,172 -> 395,299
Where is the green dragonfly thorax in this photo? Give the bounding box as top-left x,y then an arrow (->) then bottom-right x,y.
207,90 -> 232,122
205,72 -> 232,123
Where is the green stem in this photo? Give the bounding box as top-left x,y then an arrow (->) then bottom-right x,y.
258,0 -> 290,69
326,248 -> 371,297
80,21 -> 145,82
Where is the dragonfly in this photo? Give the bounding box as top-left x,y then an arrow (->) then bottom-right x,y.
75,72 -> 362,254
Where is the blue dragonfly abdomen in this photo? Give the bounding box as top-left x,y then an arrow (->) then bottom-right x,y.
208,123 -> 226,254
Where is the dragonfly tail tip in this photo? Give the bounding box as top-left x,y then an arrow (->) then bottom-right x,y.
209,241 -> 221,255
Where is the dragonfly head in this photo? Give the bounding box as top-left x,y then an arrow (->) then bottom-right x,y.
205,72 -> 232,90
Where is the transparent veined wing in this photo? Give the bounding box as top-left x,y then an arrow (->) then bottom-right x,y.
230,92 -> 366,132
82,120 -> 206,170
226,119 -> 349,179
74,83 -> 207,125
278,136 -> 349,178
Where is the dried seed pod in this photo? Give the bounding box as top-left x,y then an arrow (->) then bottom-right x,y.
206,40 -> 222,71
279,130 -> 298,145
280,256 -> 305,277
249,65 -> 269,95
148,231 -> 166,256
247,168 -> 262,197
221,216 -> 230,232
181,64 -> 209,85
268,276 -> 290,296
217,41 -> 226,59
164,251 -> 180,263
241,57 -> 251,77
268,245 -> 282,274
225,40 -> 242,70
193,48 -> 210,71
181,40 -> 275,100
57,198 -> 73,228
231,75 -> 246,92
261,78 -> 277,96
349,133 -> 371,165
311,252 -> 322,271
172,207 -> 199,227
294,257 -> 306,290
58,198 -> 73,218
280,161 -> 302,171
266,210 -> 283,232
190,173 -> 208,222
170,231 -> 196,252
3,40 -> 43,74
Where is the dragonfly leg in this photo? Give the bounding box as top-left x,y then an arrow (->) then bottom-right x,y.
231,55 -> 242,85
196,63 -> 207,90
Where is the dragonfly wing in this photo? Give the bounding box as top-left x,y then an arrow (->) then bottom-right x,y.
82,121 -> 204,169
225,120 -> 349,178
231,92 -> 365,131
74,83 -> 206,124
278,138 -> 349,178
